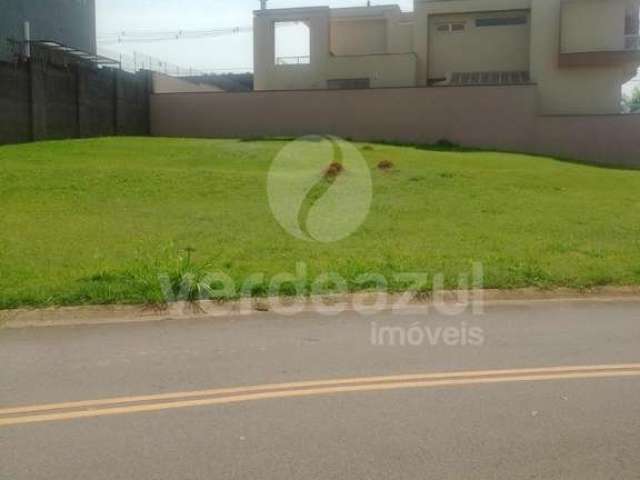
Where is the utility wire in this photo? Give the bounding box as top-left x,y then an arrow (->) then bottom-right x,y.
98,26 -> 253,44
97,21 -> 309,44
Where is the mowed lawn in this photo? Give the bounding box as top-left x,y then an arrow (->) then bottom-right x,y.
1,137 -> 640,309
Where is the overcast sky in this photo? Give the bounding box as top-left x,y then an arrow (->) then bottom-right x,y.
97,0 -> 413,72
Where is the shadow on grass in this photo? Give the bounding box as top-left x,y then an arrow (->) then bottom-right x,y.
373,138 -> 640,172
240,134 -> 639,171
239,136 -> 296,143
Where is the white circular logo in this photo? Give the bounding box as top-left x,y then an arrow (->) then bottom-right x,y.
268,136 -> 372,243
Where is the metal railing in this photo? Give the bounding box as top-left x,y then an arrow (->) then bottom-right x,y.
276,55 -> 310,66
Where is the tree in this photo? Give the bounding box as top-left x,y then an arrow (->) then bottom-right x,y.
623,86 -> 640,113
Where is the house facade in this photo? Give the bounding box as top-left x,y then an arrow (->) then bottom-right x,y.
253,0 -> 640,114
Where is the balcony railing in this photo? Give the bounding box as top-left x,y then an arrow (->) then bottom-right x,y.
276,55 -> 310,66
626,35 -> 640,50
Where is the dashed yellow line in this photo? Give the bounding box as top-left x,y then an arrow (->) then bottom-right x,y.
2,364 -> 639,427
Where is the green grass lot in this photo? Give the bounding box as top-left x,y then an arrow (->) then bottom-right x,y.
1,137 -> 640,309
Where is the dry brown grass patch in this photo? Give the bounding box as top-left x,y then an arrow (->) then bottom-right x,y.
378,159 -> 394,171
324,162 -> 344,179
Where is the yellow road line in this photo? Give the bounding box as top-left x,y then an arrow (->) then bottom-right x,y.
2,364 -> 639,427
2,363 -> 638,416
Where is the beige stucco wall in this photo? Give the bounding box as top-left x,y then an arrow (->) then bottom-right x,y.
328,54 -> 417,88
150,87 -> 640,166
151,73 -> 221,94
331,19 -> 387,55
561,0 -> 629,53
151,86 -> 537,152
535,113 -> 640,168
387,14 -> 414,53
427,10 -> 530,80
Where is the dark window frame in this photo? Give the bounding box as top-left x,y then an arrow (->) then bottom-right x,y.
475,16 -> 528,27
435,22 -> 466,33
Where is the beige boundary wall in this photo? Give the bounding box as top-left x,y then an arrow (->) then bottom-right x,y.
150,86 -> 640,167
535,114 -> 640,167
151,72 -> 222,94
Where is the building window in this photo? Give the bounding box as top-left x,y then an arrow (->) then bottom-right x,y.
274,21 -> 310,65
475,16 -> 528,27
436,22 -> 466,33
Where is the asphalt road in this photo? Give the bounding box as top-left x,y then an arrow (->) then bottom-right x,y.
2,299 -> 640,479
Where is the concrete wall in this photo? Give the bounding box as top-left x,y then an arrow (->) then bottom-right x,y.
330,5 -> 413,56
0,60 -> 150,145
151,86 -> 538,152
40,62 -> 78,139
427,10 -> 530,80
78,66 -> 116,137
535,113 -> 640,167
0,61 -> 31,143
328,53 -> 417,88
0,0 -> 96,60
561,0 -> 629,53
387,13 -> 414,54
152,72 -> 222,93
115,70 -> 151,136
150,86 -> 640,167
331,19 -> 387,55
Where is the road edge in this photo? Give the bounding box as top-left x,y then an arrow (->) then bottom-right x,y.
2,286 -> 640,329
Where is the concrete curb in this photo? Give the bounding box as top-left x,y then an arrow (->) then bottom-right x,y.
2,286 -> 640,329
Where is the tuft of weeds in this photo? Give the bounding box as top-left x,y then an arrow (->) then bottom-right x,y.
378,159 -> 394,171
439,172 -> 456,179
160,248 -> 215,303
